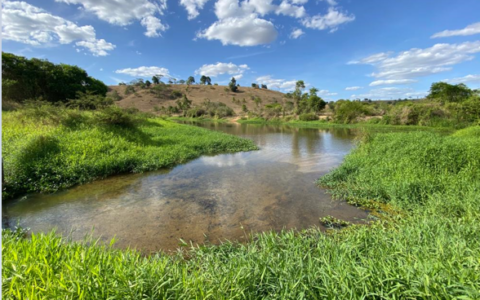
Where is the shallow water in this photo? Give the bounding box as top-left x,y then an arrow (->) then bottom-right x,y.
5,123 -> 370,253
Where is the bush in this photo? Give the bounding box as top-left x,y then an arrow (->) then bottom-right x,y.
67,91 -> 113,110
298,113 -> 318,121
125,85 -> 135,95
171,90 -> 183,99
94,106 -> 140,127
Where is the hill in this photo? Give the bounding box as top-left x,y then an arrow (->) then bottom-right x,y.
110,84 -> 286,115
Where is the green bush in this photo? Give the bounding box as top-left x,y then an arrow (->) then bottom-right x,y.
298,113 -> 318,121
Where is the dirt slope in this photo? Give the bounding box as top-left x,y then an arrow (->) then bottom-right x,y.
110,84 -> 286,114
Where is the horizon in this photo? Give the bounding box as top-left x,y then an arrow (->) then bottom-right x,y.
2,0 -> 480,100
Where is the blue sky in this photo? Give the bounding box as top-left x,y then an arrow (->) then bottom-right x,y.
3,0 -> 480,100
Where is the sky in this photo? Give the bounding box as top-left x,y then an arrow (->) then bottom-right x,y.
2,0 -> 480,100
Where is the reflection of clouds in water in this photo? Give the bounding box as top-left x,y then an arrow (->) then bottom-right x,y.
199,153 -> 248,168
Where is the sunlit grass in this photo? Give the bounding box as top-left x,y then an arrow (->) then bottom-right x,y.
2,107 -> 257,199
2,122 -> 479,299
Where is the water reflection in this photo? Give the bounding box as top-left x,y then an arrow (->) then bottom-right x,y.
5,123 -> 368,253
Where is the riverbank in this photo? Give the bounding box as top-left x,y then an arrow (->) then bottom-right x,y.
3,125 -> 479,298
2,106 -> 257,200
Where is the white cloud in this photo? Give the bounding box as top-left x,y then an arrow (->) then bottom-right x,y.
352,41 -> 480,80
180,0 -> 210,19
76,39 -> 116,56
290,28 -> 304,39
55,0 -> 168,37
317,89 -> 337,96
197,15 -> 278,46
369,79 -> 417,86
275,1 -> 306,18
345,86 -> 362,91
195,62 -> 249,77
115,66 -> 170,77
302,7 -> 354,32
197,0 -> 313,46
256,75 -> 299,91
351,87 -> 427,100
432,22 -> 480,38
2,1 -> 115,56
444,74 -> 480,85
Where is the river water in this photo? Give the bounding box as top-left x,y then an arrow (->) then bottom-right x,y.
5,123 -> 370,253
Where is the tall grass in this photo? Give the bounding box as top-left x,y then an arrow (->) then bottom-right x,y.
2,126 -> 479,299
2,106 -> 257,199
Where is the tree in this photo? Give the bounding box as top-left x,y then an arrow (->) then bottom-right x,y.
206,76 -> 212,85
293,80 -> 305,112
179,79 -> 186,84
229,77 -> 238,92
427,82 -> 473,103
186,76 -> 195,85
307,87 -> 326,112
176,94 -> 192,112
261,84 -> 268,89
152,76 -> 160,84
200,75 -> 207,85
252,83 -> 258,88
145,80 -> 151,87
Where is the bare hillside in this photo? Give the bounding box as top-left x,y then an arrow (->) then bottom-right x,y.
110,84 -> 286,114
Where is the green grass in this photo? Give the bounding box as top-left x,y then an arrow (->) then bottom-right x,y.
2,124 -> 480,299
2,107 -> 257,199
238,117 -> 452,132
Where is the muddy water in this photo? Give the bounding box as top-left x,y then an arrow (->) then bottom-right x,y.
5,123 -> 369,253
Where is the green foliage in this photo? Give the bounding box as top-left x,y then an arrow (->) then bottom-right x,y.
186,76 -> 195,85
242,104 -> 248,112
185,101 -> 235,118
298,112 -> 318,121
333,100 -> 372,123
261,84 -> 268,89
67,91 -> 113,110
151,76 -> 160,85
2,52 -> 108,103
176,95 -> 192,112
107,90 -> 122,102
251,83 -> 258,88
171,90 -> 183,99
427,82 -> 473,103
2,108 -> 257,198
229,77 -> 238,92
200,75 -> 211,85
124,85 -> 135,95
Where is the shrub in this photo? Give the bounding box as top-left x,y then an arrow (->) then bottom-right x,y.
94,106 -> 139,127
67,91 -> 113,110
125,85 -> 135,95
298,113 -> 318,121
171,90 -> 183,99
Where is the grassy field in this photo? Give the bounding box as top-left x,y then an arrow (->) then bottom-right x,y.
2,106 -> 257,199
3,124 -> 479,299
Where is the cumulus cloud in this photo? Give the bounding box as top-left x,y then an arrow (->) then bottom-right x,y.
317,89 -> 337,96
345,86 -> 362,91
197,15 -> 277,46
369,79 -> 417,86
256,75 -> 299,91
197,0 -> 317,46
2,1 -> 115,56
443,74 -> 480,85
352,41 -> 480,80
302,7 -> 354,32
432,22 -> 480,38
55,0 -> 168,37
290,28 -> 305,39
195,62 -> 249,77
351,87 -> 427,100
180,0 -> 210,19
115,66 -> 170,77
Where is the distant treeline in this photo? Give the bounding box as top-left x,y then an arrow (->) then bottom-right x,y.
2,52 -> 108,103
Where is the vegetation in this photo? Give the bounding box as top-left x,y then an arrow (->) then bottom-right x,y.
185,100 -> 235,118
229,77 -> 238,92
2,52 -> 107,103
2,105 -> 257,199
3,127 -> 479,298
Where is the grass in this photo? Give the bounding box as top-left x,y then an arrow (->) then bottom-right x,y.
2,107 -> 257,199
238,117 -> 452,133
2,122 -> 480,299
